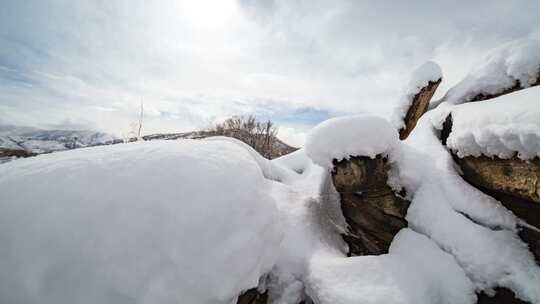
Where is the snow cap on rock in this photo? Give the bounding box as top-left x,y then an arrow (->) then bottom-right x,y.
408,61 -> 442,93
305,114 -> 399,168
391,61 -> 442,129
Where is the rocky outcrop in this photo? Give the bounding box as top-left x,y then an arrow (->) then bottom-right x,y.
331,155 -> 410,255
456,156 -> 540,205
399,79 -> 442,140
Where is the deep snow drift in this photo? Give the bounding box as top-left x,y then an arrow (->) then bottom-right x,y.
0,140 -> 282,304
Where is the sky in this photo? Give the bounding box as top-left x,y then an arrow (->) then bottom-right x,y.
1,0 -> 539,146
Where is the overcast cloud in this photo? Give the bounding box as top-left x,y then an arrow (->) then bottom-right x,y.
1,0 -> 539,146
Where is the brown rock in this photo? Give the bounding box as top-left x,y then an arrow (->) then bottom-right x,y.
399,79 -> 442,140
455,156 -> 540,205
331,155 -> 410,255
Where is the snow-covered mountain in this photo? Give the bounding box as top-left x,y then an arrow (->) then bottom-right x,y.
0,125 -> 118,162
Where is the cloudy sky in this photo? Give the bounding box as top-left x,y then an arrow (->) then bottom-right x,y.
1,0 -> 539,146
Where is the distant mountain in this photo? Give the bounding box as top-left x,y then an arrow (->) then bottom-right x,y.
0,126 -> 297,163
0,125 -> 118,162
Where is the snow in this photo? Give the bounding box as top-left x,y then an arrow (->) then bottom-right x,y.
203,136 -> 298,183
307,229 -> 476,304
262,148 -> 348,303
391,61 -> 442,129
0,140 -> 282,304
446,85 -> 540,159
305,114 -> 399,168
439,38 -> 540,105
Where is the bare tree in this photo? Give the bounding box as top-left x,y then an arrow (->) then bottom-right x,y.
122,99 -> 145,143
208,115 -> 278,158
137,99 -> 144,140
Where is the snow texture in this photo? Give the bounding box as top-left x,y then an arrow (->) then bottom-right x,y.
446,85 -> 540,159
203,136 -> 298,183
391,61 -> 442,129
0,140 -> 282,304
307,229 -> 476,304
440,38 -> 540,105
305,114 -> 399,168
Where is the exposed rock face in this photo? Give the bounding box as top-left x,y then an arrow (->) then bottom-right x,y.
331,155 -> 410,255
456,156 -> 540,205
399,79 -> 441,140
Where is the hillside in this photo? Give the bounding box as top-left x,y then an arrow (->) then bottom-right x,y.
0,126 -> 298,163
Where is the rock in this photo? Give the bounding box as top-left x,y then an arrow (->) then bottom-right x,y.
331,155 -> 410,255
236,289 -> 268,304
399,79 -> 442,140
456,156 -> 540,205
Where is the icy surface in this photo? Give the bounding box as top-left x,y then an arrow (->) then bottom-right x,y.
305,115 -> 399,168
0,140 -> 282,304
439,38 -> 540,105
446,86 -> 540,159
391,61 -> 442,129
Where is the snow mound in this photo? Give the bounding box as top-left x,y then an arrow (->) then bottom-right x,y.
203,136 -> 298,183
0,140 -> 282,304
446,86 -> 540,159
441,38 -> 540,105
392,61 -> 442,129
305,115 -> 399,168
307,229 -> 476,304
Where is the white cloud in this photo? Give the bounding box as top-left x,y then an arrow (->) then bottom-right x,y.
1,0 -> 539,145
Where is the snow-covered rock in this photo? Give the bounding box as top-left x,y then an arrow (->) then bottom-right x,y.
0,140 -> 282,304
305,115 -> 399,168
446,85 -> 540,159
391,61 -> 442,130
439,38 -> 540,105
